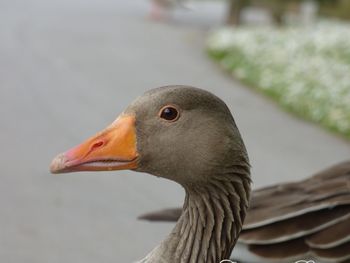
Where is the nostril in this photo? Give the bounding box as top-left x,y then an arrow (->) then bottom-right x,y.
91,141 -> 104,150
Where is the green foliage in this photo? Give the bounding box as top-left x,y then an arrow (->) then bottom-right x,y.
319,0 -> 350,20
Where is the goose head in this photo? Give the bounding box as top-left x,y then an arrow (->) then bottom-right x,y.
50,85 -> 251,262
50,85 -> 249,187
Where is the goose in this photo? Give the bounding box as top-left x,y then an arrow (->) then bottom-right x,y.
50,85 -> 252,263
139,162 -> 350,263
50,85 -> 350,262
149,0 -> 187,20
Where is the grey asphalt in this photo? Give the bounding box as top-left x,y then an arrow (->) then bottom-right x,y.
0,0 -> 349,262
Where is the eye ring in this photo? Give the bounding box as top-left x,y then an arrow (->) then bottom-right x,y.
158,105 -> 180,122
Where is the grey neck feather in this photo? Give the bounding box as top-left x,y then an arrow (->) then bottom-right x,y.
139,167 -> 251,263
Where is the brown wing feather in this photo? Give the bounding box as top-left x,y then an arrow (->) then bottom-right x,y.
248,238 -> 309,261
242,161 -> 350,262
239,206 -> 350,244
306,218 -> 350,249
244,161 -> 350,228
311,241 -> 350,262
138,208 -> 182,222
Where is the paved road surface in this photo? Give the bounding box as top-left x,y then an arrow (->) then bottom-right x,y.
0,0 -> 349,262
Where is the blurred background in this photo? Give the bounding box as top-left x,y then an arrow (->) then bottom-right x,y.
0,0 -> 349,262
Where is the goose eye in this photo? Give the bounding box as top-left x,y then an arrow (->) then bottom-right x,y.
159,106 -> 179,121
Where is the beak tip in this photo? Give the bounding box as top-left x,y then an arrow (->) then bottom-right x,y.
50,153 -> 68,174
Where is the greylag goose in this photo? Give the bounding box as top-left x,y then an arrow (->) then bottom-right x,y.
139,161 -> 350,263
50,86 -> 251,263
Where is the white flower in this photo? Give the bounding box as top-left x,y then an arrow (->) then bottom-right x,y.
207,21 -> 350,138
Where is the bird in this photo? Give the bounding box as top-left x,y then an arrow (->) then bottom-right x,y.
138,161 -> 350,263
149,0 -> 187,21
50,86 -> 252,263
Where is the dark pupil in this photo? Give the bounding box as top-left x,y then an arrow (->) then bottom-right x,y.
161,107 -> 178,120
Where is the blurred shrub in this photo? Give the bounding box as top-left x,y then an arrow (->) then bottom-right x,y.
319,0 -> 350,20
227,0 -> 350,25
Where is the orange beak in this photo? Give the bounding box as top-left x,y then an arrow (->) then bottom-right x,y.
50,114 -> 138,174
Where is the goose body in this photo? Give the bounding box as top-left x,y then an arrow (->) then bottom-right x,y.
139,161 -> 350,263
50,86 -> 251,263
